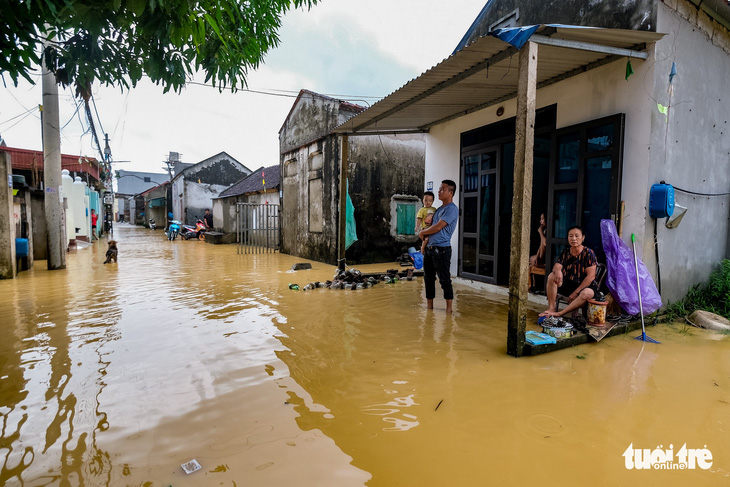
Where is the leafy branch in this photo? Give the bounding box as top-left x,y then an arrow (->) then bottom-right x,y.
1,0 -> 317,98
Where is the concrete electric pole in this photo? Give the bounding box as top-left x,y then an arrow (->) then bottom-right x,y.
42,62 -> 66,270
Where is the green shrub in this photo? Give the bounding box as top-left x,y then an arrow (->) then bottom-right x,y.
665,259 -> 730,321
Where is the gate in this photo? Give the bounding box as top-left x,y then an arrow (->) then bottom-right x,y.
236,203 -> 280,254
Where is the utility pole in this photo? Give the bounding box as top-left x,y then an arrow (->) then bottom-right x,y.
103,133 -> 114,237
42,60 -> 66,270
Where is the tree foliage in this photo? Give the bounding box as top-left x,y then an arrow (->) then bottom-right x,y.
1,0 -> 316,99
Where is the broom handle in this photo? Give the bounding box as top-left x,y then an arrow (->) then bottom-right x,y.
631,234 -> 646,333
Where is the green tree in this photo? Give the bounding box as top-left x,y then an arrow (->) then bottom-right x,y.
1,0 -> 316,99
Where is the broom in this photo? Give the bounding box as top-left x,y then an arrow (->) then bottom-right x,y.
632,234 -> 660,343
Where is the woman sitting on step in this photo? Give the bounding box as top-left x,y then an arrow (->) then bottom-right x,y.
539,225 -> 599,318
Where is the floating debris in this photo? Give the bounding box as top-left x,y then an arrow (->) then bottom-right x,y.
291,263 -> 312,271
287,267 -> 423,292
181,459 -> 202,474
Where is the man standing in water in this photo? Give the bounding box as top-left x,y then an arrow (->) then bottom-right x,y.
419,180 -> 458,313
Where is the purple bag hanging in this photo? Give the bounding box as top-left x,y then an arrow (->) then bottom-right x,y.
600,219 -> 662,315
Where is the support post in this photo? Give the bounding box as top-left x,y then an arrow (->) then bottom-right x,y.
507,41 -> 538,357
337,135 -> 349,270
42,62 -> 66,270
0,152 -> 16,279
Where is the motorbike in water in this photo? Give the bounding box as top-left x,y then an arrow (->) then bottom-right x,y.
180,219 -> 206,241
167,220 -> 181,241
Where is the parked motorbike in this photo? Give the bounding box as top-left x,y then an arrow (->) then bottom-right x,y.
167,220 -> 181,241
180,219 -> 206,241
149,219 -> 156,230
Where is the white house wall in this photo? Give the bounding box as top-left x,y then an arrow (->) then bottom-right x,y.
426,44 -> 656,278
647,1 -> 730,301
184,180 -> 228,223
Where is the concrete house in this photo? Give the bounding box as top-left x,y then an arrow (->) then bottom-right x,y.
116,169 -> 167,222
1,146 -> 101,266
139,182 -> 171,229
334,0 -> 730,354
171,152 -> 251,225
280,90 -> 426,264
213,165 -> 280,236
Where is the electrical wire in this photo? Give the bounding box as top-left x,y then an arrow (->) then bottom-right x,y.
672,185 -> 730,197
1,109 -> 37,132
61,99 -> 83,130
91,93 -> 106,136
0,106 -> 37,126
184,80 -> 380,103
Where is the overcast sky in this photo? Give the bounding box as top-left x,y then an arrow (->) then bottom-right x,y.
0,0 -> 486,175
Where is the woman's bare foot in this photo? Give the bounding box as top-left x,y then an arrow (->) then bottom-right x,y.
539,309 -> 561,317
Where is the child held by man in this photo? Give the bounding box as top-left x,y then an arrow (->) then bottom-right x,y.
420,213 -> 434,255
415,191 -> 436,235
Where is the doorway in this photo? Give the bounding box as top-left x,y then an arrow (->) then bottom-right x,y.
545,114 -> 625,268
460,146 -> 500,282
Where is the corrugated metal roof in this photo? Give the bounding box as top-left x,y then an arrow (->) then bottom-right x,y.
334,25 -> 664,134
218,164 -> 280,198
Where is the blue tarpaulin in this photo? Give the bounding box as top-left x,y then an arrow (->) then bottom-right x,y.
489,25 -> 541,49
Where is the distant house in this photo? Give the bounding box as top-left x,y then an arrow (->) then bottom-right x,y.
214,165 -> 280,235
139,182 -> 171,229
0,146 -> 102,262
116,169 -> 167,195
116,170 -> 167,223
279,90 -> 426,264
171,152 -> 251,225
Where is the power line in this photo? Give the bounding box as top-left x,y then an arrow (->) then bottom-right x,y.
0,106 -> 37,126
2,108 -> 37,132
61,99 -> 83,130
183,80 -> 382,102
91,93 -> 106,136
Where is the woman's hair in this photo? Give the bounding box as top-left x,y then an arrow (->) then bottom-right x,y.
567,225 -> 584,235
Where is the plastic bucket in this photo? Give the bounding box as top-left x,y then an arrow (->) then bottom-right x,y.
587,299 -> 608,326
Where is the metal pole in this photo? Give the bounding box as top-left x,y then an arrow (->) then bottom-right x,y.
338,135 -> 349,269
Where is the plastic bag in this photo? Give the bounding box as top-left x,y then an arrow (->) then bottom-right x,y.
345,180 -> 358,249
409,250 -> 424,270
600,219 -> 662,315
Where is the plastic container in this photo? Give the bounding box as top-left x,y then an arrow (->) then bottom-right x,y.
586,299 -> 608,326
15,238 -> 29,258
542,322 -> 574,339
525,331 -> 557,345
649,183 -> 675,219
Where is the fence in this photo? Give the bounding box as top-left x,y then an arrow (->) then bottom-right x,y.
236,203 -> 280,254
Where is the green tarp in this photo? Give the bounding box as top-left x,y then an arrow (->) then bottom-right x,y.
345,180 -> 358,249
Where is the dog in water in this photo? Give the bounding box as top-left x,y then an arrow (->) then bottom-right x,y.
104,240 -> 118,264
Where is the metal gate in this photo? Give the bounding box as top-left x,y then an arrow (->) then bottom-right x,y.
236,203 -> 280,254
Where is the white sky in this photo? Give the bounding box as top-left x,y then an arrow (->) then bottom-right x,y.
0,0 -> 486,174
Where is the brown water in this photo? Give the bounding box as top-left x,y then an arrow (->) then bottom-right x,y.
1,224 -> 729,486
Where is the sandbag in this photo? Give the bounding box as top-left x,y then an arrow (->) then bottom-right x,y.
600,219 -> 662,316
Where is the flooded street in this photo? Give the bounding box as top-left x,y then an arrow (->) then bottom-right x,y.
1,224 -> 729,486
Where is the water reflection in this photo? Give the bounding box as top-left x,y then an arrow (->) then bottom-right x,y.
0,224 -> 729,486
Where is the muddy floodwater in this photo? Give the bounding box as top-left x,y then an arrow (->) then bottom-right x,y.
1,224 -> 729,486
